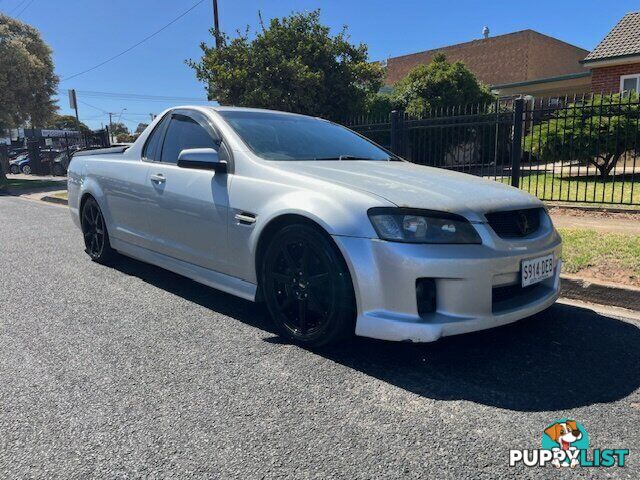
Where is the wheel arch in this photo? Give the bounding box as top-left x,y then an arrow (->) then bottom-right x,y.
76,177 -> 112,227
253,213 -> 355,304
79,191 -> 95,218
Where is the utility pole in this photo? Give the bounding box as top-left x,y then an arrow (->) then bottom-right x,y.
212,0 -> 220,48
150,113 -> 155,122
108,112 -> 114,142
68,89 -> 82,144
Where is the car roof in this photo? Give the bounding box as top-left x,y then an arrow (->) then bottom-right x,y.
207,105 -> 317,118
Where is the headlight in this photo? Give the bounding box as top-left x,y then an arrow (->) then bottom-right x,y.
368,208 -> 481,244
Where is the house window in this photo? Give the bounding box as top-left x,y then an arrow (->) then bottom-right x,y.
620,74 -> 640,95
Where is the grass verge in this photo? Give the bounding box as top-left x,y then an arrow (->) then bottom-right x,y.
50,191 -> 68,200
498,173 -> 640,206
558,227 -> 640,287
6,178 -> 66,190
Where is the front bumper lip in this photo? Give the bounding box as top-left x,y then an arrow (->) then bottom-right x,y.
332,227 -> 562,343
357,266 -> 560,342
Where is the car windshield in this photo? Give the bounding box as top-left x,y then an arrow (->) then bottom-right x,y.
218,110 -> 393,161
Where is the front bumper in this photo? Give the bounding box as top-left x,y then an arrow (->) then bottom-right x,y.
332,224 -> 562,343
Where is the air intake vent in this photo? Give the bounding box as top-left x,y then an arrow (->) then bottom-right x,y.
485,208 -> 542,238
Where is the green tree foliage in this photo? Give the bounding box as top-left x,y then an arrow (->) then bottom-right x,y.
0,14 -> 58,190
189,10 -> 384,121
392,53 -> 494,115
109,122 -> 129,136
134,123 -> 149,135
50,114 -> 90,134
364,92 -> 400,120
108,122 -> 133,143
524,93 -> 640,178
0,14 -> 58,129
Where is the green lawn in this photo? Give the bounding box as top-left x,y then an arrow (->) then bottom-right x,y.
498,173 -> 640,206
5,178 -> 66,190
558,228 -> 640,283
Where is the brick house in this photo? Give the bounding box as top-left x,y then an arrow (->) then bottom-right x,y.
581,12 -> 640,94
384,30 -> 591,97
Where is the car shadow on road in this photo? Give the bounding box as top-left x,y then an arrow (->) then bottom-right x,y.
113,256 -> 640,412
317,304 -> 640,412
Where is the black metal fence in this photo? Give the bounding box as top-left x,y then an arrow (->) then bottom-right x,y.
345,93 -> 640,206
7,128 -> 110,176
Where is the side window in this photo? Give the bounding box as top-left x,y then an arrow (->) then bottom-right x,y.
621,74 -> 640,96
142,114 -> 170,161
160,113 -> 222,164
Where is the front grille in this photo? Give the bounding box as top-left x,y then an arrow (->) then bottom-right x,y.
485,208 -> 542,238
492,282 -> 550,313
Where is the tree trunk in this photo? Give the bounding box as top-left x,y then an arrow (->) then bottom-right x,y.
603,153 -> 622,177
0,166 -> 7,193
591,153 -> 619,180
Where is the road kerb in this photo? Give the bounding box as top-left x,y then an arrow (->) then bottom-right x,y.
560,274 -> 640,311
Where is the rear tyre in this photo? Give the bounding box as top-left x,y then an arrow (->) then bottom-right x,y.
21,164 -> 31,175
9,165 -> 19,174
81,197 -> 116,264
261,223 -> 355,347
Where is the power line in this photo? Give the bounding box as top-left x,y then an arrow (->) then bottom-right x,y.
7,0 -> 28,15
59,89 -> 209,106
15,0 -> 36,19
60,0 -> 206,82
77,99 -> 109,114
75,90 -> 210,103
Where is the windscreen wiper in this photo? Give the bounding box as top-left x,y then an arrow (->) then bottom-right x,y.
314,155 -> 388,161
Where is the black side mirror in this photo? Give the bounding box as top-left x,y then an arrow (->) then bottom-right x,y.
177,148 -> 227,173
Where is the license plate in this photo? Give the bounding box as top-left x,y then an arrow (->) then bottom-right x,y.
521,254 -> 555,287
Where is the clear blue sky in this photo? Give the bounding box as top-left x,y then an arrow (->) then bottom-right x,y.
2,0 -> 638,130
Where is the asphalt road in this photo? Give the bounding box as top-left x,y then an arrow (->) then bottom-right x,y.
1,196 -> 639,479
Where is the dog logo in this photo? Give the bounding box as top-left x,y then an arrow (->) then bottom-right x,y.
543,420 -> 587,468
510,419 -> 628,468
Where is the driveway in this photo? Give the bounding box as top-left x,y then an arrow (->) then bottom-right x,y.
1,196 -> 639,478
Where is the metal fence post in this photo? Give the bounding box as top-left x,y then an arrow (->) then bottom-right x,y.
510,98 -> 524,188
390,110 -> 404,157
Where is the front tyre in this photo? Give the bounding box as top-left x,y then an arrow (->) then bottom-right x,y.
261,224 -> 355,347
81,197 -> 116,264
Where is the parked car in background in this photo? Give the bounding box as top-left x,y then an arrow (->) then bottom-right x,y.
8,147 -> 28,160
19,157 -> 33,175
52,151 -> 72,176
8,149 -> 61,175
9,154 -> 29,174
68,106 -> 562,347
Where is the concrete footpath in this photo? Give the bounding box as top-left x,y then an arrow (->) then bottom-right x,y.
548,207 -> 640,235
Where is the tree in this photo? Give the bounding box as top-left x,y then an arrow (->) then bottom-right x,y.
109,122 -> 128,136
116,134 -> 135,143
392,53 -> 494,115
524,93 -> 640,178
107,122 -> 132,143
189,10 -> 384,121
134,123 -> 149,136
0,14 -> 58,191
50,114 -> 90,134
0,14 -> 58,129
364,92 -> 400,120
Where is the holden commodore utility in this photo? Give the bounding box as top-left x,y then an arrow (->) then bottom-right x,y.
68,106 -> 561,346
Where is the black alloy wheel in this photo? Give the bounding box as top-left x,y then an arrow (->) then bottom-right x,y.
81,197 -> 116,264
261,224 -> 355,347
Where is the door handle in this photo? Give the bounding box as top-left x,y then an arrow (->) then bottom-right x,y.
150,173 -> 165,183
